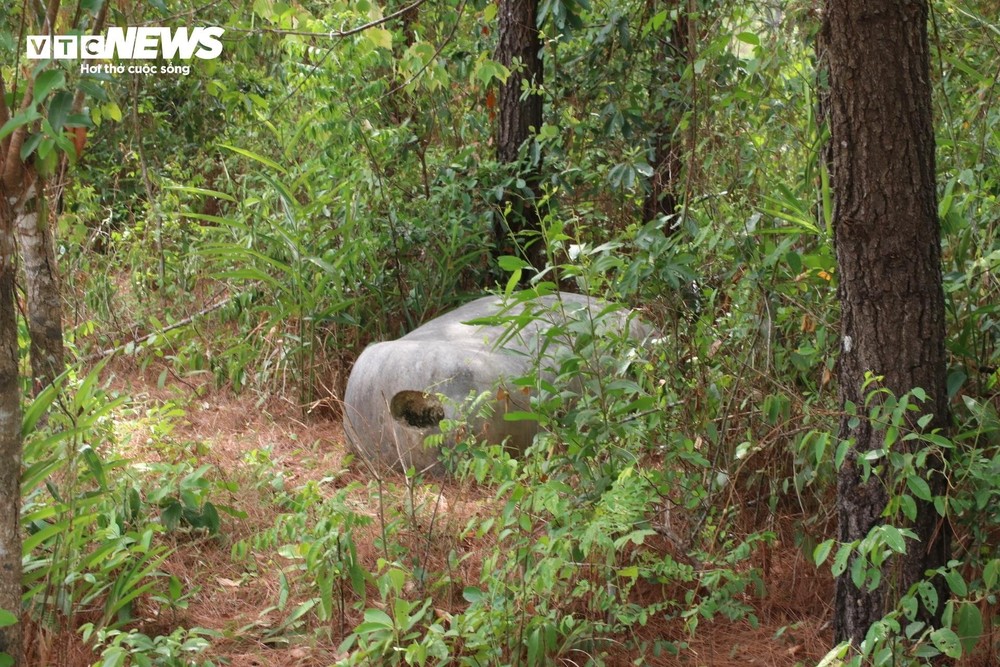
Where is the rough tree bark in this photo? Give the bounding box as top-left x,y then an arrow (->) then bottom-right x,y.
823,0 -> 951,646
0,59 -> 28,664
494,0 -> 545,275
0,187 -> 22,664
16,184 -> 65,390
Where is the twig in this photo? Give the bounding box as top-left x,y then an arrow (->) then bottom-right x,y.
79,295 -> 231,363
226,0 -> 427,39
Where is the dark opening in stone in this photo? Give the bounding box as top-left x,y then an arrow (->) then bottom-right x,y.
390,391 -> 445,428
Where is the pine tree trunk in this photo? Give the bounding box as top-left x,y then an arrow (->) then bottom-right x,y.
0,187 -> 23,665
824,0 -> 951,645
494,0 -> 545,274
16,189 -> 65,391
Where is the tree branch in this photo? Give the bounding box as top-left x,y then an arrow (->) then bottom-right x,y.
2,78 -> 34,190
80,295 -> 232,364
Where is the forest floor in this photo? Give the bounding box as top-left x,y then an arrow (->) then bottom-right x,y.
43,359 -> 841,667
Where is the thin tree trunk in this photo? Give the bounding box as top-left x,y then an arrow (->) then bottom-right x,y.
824,0 -> 951,645
643,2 -> 687,225
0,186 -> 23,665
16,184 -> 65,391
494,0 -> 545,275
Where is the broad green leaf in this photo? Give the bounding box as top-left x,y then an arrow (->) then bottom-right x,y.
813,539 -> 834,566
0,109 -> 42,142
955,603 -> 982,654
930,627 -> 962,658
944,569 -> 967,596
365,28 -> 393,50
47,91 -> 73,132
474,58 -> 510,86
33,69 -> 67,104
882,525 -> 906,554
899,494 -> 917,521
984,558 -> 999,590
362,608 -> 393,628
906,475 -> 932,501
102,101 -> 122,122
850,552 -> 866,588
498,255 -> 529,271
19,133 -> 43,160
831,543 -> 851,576
916,580 -> 938,615
76,79 -> 108,102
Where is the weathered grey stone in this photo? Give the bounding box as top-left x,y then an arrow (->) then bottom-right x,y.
342,292 -> 647,474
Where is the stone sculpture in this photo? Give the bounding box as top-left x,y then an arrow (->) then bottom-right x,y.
343,292 -> 647,474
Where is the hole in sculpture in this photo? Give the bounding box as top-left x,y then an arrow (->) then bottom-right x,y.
390,391 -> 445,428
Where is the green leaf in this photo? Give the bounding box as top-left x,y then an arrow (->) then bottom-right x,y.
0,109 -> 42,142
286,599 -> 317,624
474,59 -> 510,86
503,411 -> 542,422
882,525 -> 906,554
218,144 -> 286,173
850,552 -> 867,588
759,202 -> 820,234
362,608 -> 393,628
946,369 -> 967,398
76,79 -> 108,102
165,185 -> 236,202
944,569 -> 967,596
0,610 -> 17,628
813,539 -> 834,566
45,90 -> 73,133
906,475 -> 932,501
984,558 -> 999,590
161,500 -> 182,530
916,580 -> 938,615
33,69 -> 67,104
899,494 -> 917,521
19,133 -> 43,160
831,543 -> 851,576
102,101 -> 122,122
816,642 -> 851,667
365,28 -> 393,50
955,603 -> 982,654
930,627 -> 962,659
498,255 -> 529,272
835,440 -> 851,469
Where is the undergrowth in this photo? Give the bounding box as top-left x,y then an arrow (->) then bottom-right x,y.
10,0 -> 999,665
